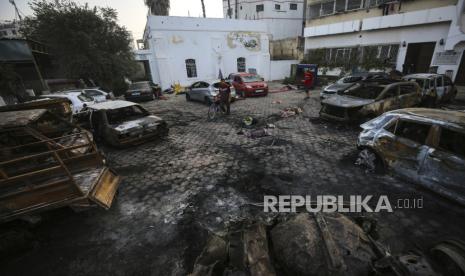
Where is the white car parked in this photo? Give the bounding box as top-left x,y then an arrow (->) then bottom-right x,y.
42,92 -> 96,114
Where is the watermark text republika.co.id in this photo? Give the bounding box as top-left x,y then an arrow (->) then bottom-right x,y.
263,195 -> 423,213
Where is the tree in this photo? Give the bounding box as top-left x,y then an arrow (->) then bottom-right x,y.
145,0 -> 170,15
21,0 -> 137,94
201,0 -> 206,18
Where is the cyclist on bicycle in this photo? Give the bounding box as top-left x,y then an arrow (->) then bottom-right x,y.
219,78 -> 231,115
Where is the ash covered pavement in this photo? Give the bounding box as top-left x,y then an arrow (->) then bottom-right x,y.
2,90 -> 465,275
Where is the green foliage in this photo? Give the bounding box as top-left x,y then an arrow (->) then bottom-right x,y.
0,64 -> 22,97
21,0 -> 138,92
302,46 -> 389,72
145,0 -> 170,15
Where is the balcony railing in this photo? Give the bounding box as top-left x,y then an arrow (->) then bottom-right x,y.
308,0 -> 395,19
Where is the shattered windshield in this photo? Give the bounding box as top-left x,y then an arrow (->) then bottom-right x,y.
345,85 -> 384,99
129,82 -> 151,90
107,106 -> 148,125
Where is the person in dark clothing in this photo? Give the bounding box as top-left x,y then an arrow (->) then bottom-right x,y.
219,78 -> 231,115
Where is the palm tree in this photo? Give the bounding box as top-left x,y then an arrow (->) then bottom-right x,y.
201,0 -> 206,17
145,0 -> 170,16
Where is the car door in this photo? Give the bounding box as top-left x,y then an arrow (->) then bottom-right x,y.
376,119 -> 432,181
418,126 -> 465,201
197,82 -> 211,102
398,83 -> 421,108
434,76 -> 445,101
443,76 -> 455,101
376,85 -> 400,114
190,82 -> 201,100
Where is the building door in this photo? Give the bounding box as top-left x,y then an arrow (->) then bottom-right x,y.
455,50 -> 465,85
403,42 -> 436,74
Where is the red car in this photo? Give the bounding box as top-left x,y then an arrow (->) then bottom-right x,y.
230,73 -> 268,98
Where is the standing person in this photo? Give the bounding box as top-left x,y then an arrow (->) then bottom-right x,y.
219,78 -> 231,115
303,69 -> 314,99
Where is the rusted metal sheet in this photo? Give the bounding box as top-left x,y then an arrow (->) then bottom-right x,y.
0,109 -> 121,222
0,98 -> 72,121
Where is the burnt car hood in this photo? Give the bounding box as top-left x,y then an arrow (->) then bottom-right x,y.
113,115 -> 164,134
322,95 -> 375,108
324,83 -> 354,93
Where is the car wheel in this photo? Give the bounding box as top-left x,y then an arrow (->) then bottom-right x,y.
186,93 -> 191,101
356,148 -> 385,174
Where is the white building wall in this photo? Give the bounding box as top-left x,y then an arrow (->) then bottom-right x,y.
222,0 -> 304,39
304,2 -> 465,81
144,16 -> 271,89
270,60 -> 298,80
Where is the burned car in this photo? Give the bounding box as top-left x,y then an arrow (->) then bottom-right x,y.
84,100 -> 168,147
320,81 -> 421,122
357,108 -> 465,205
320,72 -> 389,100
402,73 -> 457,106
0,109 -> 121,222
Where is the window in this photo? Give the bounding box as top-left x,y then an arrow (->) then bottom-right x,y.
395,120 -> 431,145
399,84 -> 415,95
444,76 -> 452,86
237,57 -> 246,72
321,1 -> 335,15
198,82 -> 209,88
438,128 -> 465,158
84,89 -> 103,96
275,4 -> 281,10
185,59 -> 197,78
435,76 -> 444,87
256,4 -> 264,12
347,0 -> 363,10
290,3 -> 298,10
234,76 -> 242,83
382,87 -> 398,99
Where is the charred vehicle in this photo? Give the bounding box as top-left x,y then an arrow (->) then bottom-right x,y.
0,97 -> 73,121
402,73 -> 457,106
320,81 -> 421,122
320,72 -> 389,100
84,100 -> 168,147
357,108 -> 465,205
0,109 -> 121,222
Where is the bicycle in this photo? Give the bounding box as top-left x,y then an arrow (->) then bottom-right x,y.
207,96 -> 226,120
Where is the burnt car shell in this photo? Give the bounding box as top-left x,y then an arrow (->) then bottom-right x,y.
357,108 -> 465,205
87,100 -> 168,147
320,82 -> 421,122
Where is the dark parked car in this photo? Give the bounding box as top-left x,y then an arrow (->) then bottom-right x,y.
320,72 -> 389,100
357,108 -> 465,205
320,81 -> 421,122
125,81 -> 161,102
230,73 -> 268,98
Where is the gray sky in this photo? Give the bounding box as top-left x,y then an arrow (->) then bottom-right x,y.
0,0 -> 224,40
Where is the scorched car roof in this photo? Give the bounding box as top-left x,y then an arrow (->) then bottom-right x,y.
88,100 -> 138,111
391,108 -> 465,129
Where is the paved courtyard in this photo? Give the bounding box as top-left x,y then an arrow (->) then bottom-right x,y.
2,89 -> 465,275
